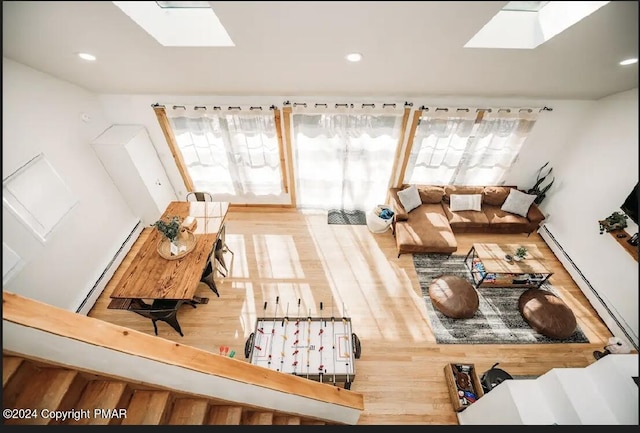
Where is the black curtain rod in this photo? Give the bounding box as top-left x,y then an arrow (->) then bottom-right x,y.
418,106 -> 553,113
152,103 -> 277,111
153,102 -> 553,112
283,101 -> 404,109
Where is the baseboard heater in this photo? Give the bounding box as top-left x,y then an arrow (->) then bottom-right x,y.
76,220 -> 143,315
539,224 -> 638,351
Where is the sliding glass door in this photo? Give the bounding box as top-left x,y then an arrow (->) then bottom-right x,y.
292,110 -> 403,211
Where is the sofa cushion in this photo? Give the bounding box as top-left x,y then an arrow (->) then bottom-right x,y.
501,188 -> 537,218
417,185 -> 445,204
483,205 -> 530,230
443,205 -> 490,228
443,185 -> 484,203
395,204 -> 457,254
388,188 -> 409,221
482,186 -> 513,206
397,185 -> 422,213
450,194 -> 482,212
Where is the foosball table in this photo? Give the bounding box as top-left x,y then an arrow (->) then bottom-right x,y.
244,299 -> 361,389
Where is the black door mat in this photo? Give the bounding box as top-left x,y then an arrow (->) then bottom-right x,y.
327,209 -> 367,225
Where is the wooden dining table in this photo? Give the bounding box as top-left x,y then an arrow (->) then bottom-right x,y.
108,201 -> 229,308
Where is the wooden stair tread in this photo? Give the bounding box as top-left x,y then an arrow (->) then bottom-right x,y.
122,390 -> 171,425
70,380 -> 129,425
3,356 -> 24,387
242,411 -> 274,425
6,368 -> 83,425
301,419 -> 327,425
3,359 -> 40,409
167,398 -> 209,425
206,405 -> 243,425
273,415 -> 301,425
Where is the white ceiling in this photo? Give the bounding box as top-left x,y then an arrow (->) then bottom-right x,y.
2,1 -> 638,100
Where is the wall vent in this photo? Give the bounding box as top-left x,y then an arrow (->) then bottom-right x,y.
76,220 -> 143,314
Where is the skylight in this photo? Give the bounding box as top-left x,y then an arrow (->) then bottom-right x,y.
112,1 -> 234,47
465,1 -> 610,49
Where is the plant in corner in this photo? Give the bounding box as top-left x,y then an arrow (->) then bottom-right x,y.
152,216 -> 182,244
527,162 -> 555,205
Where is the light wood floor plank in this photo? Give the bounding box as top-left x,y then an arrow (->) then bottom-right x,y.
88,210 -> 613,425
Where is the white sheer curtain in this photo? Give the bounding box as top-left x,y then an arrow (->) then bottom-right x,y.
293,108 -> 403,211
404,108 -> 538,185
403,110 -> 476,185
455,110 -> 538,185
166,106 -> 283,200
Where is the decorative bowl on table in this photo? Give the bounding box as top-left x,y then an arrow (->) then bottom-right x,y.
157,228 -> 196,260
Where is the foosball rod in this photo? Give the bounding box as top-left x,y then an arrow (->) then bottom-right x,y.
318,302 -> 324,384
282,301 -> 295,372
342,302 -> 352,378
267,297 -> 279,366
253,301 -> 268,357
331,298 -> 336,386
306,308 -> 311,380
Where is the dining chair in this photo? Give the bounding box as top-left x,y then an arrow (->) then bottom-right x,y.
185,191 -> 213,202
185,190 -> 234,276
128,298 -> 195,337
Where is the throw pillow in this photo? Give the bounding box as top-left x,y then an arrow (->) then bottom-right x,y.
397,185 -> 422,213
417,185 -> 445,204
449,194 -> 482,212
482,186 -> 512,206
501,189 -> 537,218
443,185 -> 484,203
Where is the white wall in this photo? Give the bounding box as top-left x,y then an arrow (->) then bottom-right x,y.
541,88 -> 639,346
2,58 -> 139,311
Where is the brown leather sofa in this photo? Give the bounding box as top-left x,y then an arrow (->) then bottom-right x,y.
388,185 -> 545,257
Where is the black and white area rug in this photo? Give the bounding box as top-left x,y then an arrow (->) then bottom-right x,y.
327,209 -> 367,225
413,253 -> 590,344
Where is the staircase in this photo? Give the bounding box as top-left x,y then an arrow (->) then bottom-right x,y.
2,354 -> 329,425
457,354 -> 638,425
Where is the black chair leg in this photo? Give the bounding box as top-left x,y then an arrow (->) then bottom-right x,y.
163,315 -> 184,337
215,239 -> 229,277
152,320 -> 159,336
200,260 -> 220,297
216,253 -> 228,277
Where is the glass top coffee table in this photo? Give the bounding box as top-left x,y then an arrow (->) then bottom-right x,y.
464,243 -> 553,289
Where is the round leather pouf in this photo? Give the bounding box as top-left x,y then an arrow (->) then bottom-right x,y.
429,275 -> 479,319
518,288 -> 577,339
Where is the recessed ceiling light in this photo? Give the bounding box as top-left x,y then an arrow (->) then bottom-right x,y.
77,53 -> 97,61
346,53 -> 362,62
619,58 -> 638,66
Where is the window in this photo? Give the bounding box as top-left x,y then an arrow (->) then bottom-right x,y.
292,108 -> 404,211
3,153 -> 78,243
465,1 -> 610,49
403,109 -> 538,186
112,1 -> 234,47
163,105 -> 287,204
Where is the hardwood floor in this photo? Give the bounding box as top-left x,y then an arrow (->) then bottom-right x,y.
88,209 -> 613,425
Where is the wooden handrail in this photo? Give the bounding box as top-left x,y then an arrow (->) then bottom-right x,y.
2,291 -> 364,411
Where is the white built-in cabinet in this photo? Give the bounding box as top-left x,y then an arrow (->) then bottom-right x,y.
92,125 -> 177,225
